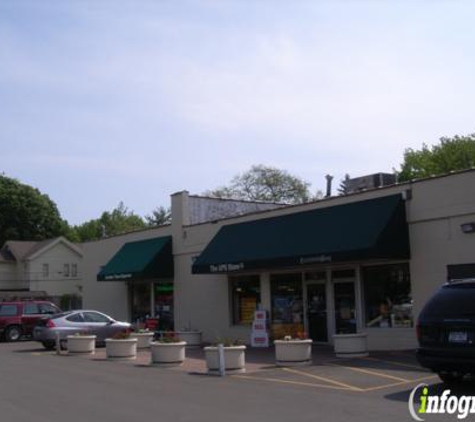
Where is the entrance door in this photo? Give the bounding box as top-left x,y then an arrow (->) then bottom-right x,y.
333,281 -> 357,334
307,283 -> 328,342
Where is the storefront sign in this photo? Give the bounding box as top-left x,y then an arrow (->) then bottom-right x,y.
209,263 -> 245,273
104,273 -> 133,280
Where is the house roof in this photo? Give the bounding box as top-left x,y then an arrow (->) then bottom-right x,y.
1,237 -> 82,261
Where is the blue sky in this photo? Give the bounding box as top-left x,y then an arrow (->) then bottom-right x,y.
1,1 -> 474,225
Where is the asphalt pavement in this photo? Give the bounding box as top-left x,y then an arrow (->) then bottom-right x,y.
0,341 -> 451,422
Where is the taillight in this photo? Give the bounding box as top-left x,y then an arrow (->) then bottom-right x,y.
46,319 -> 56,328
416,324 -> 421,340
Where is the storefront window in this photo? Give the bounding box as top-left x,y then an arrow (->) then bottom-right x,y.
154,283 -> 174,331
363,264 -> 412,328
271,273 -> 304,338
230,275 -> 260,325
131,283 -> 151,323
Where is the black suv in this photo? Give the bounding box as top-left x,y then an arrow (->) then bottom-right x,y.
417,279 -> 475,383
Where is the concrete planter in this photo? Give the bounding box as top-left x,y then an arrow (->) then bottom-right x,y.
274,339 -> 312,366
332,333 -> 368,358
175,331 -> 202,347
204,345 -> 246,373
105,338 -> 138,360
67,335 -> 96,354
130,332 -> 154,349
150,341 -> 187,366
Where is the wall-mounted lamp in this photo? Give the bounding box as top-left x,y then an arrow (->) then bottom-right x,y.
461,222 -> 475,234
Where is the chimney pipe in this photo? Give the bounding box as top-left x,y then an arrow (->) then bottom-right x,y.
325,174 -> 333,198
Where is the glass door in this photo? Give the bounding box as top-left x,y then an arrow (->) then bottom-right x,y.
306,283 -> 328,342
332,269 -> 357,334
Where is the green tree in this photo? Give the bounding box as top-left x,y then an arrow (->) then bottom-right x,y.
205,164 -> 320,204
338,174 -> 351,195
0,174 -> 68,246
398,134 -> 475,182
145,206 -> 171,226
73,202 -> 147,242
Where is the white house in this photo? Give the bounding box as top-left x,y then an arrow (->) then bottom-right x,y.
0,237 -> 83,308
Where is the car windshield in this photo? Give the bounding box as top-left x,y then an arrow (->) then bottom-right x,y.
422,283 -> 475,318
51,312 -> 74,320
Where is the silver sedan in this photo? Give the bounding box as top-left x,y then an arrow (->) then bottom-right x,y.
33,310 -> 131,350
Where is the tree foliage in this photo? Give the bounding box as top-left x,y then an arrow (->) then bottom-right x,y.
145,206 -> 171,226
72,202 -> 147,242
206,164 -> 319,204
338,174 -> 351,195
398,134 -> 475,182
0,175 -> 68,246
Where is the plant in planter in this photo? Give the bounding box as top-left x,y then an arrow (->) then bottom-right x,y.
274,332 -> 312,366
175,323 -> 202,347
332,332 -> 368,358
204,338 -> 246,373
150,332 -> 187,366
67,331 -> 97,354
105,330 -> 138,360
130,328 -> 154,349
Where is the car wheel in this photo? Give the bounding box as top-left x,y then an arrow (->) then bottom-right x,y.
438,371 -> 465,384
5,325 -> 23,342
41,341 -> 55,350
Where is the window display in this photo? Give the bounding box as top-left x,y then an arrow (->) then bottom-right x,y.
271,273 -> 304,338
154,283 -> 174,331
363,263 -> 412,328
230,275 -> 260,325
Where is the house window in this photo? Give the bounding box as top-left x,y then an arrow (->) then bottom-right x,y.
363,263 -> 412,328
71,264 -> 78,277
64,264 -> 70,277
230,275 -> 260,325
42,264 -> 49,278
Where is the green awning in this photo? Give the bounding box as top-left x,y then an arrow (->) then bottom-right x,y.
97,236 -> 173,281
192,195 -> 410,274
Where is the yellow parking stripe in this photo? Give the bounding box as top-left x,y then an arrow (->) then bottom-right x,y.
359,374 -> 438,392
362,356 -> 428,371
283,367 -> 363,391
329,363 -> 410,382
233,375 -> 352,390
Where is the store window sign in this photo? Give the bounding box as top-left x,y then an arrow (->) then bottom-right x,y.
210,263 -> 245,273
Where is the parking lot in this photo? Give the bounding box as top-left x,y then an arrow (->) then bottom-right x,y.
0,341 -> 457,422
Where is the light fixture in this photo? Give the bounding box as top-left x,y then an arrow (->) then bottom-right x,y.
461,222 -> 475,234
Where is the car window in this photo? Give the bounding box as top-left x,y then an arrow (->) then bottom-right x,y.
83,312 -> 110,323
39,303 -> 60,315
66,313 -> 84,323
0,305 -> 18,316
23,303 -> 40,315
421,284 -> 475,317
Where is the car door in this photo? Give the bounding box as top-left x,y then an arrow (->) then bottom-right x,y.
22,303 -> 42,335
82,311 -> 114,342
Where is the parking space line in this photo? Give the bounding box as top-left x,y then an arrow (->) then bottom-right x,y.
359,374 -> 438,392
362,356 -> 428,371
283,367 -> 363,391
329,363 -> 410,382
233,375 -> 352,391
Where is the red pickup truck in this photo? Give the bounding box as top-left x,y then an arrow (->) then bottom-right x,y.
0,301 -> 61,342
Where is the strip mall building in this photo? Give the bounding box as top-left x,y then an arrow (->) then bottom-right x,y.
81,170 -> 475,350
